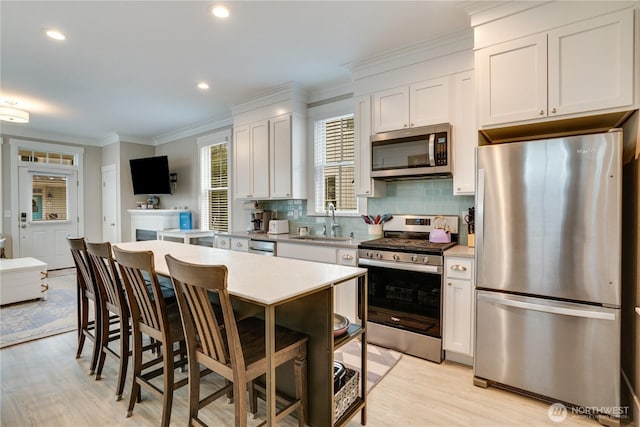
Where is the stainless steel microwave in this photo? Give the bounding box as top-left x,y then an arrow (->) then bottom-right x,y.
370,123 -> 452,179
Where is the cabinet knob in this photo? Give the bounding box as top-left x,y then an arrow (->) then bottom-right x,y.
403,124 -> 408,128
410,123 -> 414,127
551,108 -> 557,114
286,193 -> 290,197
365,191 -> 370,194
539,110 -> 544,116
447,282 -> 452,286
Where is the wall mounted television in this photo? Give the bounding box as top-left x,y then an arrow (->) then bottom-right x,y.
129,155 -> 172,195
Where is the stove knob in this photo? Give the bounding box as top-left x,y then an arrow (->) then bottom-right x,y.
366,251 -> 373,258
422,256 -> 429,264
376,252 -> 383,259
393,254 -> 400,261
410,255 -> 418,262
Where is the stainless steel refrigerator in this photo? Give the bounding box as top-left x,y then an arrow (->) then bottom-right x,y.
474,129 -> 621,410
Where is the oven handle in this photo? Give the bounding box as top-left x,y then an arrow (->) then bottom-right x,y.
358,258 -> 442,274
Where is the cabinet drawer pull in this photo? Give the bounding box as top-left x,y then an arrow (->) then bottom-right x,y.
342,254 -> 354,260
450,264 -> 467,271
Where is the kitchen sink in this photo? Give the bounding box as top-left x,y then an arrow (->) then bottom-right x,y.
289,235 -> 351,242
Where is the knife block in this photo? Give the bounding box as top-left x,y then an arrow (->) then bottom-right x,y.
468,233 -> 475,248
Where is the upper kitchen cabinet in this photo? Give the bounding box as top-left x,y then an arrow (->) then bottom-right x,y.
233,120 -> 270,199
354,95 -> 385,198
452,70 -> 476,195
231,84 -> 307,200
476,7 -> 634,127
372,76 -> 450,133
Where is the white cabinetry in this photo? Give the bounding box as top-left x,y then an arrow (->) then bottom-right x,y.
233,120 -> 269,199
277,242 -> 358,323
354,95 -> 385,198
0,257 -> 47,305
214,235 -> 231,249
230,237 -> 249,252
269,114 -> 293,198
233,114 -> 305,200
477,8 -> 634,126
372,76 -> 450,133
443,255 -> 474,362
452,70 -> 476,195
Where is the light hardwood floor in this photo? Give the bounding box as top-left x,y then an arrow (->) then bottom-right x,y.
0,331 -> 599,427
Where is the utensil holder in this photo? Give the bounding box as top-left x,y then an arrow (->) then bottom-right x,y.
367,224 -> 383,237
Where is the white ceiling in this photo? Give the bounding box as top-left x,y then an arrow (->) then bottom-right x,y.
1,1 -> 474,145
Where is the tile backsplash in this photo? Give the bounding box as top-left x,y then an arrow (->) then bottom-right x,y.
260,178 -> 474,244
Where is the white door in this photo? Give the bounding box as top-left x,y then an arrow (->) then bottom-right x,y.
18,167 -> 78,269
102,164 -> 118,242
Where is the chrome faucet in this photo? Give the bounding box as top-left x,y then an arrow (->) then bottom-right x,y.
328,203 -> 339,237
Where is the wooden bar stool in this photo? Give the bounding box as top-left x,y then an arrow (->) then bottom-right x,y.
86,241 -> 131,400
112,246 -> 188,427
165,254 -> 309,427
66,237 -> 100,374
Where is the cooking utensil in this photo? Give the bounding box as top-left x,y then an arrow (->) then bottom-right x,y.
333,313 -> 350,337
361,215 -> 371,224
380,213 -> 392,224
374,214 -> 381,224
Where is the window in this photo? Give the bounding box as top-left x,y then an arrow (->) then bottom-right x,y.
31,174 -> 68,221
199,131 -> 230,232
314,113 -> 357,214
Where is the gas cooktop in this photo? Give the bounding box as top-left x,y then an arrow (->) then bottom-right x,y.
359,237 -> 456,253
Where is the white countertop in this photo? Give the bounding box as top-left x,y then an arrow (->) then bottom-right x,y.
445,244 -> 475,258
114,240 -> 366,306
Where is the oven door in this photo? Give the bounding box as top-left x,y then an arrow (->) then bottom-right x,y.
359,259 -> 442,337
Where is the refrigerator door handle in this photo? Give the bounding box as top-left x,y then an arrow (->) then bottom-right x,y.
476,168 -> 485,285
478,292 -> 617,321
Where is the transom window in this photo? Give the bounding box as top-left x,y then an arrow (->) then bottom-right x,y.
314,113 -> 357,214
19,149 -> 75,165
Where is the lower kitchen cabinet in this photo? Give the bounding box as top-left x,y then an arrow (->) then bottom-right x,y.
443,255 -> 474,363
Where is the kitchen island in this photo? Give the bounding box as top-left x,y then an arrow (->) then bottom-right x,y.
114,239 -> 368,427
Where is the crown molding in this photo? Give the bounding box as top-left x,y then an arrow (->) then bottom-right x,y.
230,81 -> 308,116
344,29 -> 474,81
152,115 -> 233,146
0,123 -> 103,147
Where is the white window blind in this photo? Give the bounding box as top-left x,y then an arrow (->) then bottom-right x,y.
314,114 -> 356,214
200,141 -> 229,232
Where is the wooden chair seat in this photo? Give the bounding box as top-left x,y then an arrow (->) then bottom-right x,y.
165,254 -> 309,427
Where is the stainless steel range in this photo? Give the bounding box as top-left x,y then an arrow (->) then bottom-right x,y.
358,215 -> 458,363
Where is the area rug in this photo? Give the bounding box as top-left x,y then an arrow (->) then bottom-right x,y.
334,340 -> 402,392
0,287 -> 77,349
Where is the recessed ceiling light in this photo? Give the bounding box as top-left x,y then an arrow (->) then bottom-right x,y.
212,5 -> 229,18
197,82 -> 210,90
46,30 -> 66,41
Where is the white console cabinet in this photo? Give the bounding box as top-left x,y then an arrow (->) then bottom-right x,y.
0,257 -> 47,305
128,209 -> 187,241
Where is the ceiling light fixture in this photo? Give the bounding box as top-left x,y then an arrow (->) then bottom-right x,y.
46,30 -> 66,41
212,5 -> 229,18
0,101 -> 29,123
197,82 -> 210,90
